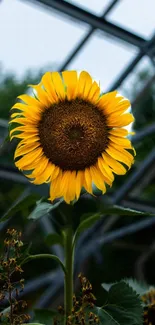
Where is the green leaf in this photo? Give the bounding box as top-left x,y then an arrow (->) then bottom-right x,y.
91,306 -> 117,324
99,281 -> 143,325
100,204 -> 153,216
28,202 -> 52,220
28,198 -> 64,220
45,233 -> 63,247
0,194 -> 38,222
33,308 -> 61,325
123,278 -> 150,296
73,213 -> 101,245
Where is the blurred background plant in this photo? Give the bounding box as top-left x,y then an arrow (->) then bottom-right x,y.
0,0 -> 155,324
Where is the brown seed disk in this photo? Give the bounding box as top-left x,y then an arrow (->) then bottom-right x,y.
38,98 -> 109,171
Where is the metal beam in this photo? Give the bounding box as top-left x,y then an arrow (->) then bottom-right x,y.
121,198 -> 155,214
132,74 -> 155,107
0,165 -> 49,196
59,0 -> 120,71
108,33 -> 155,91
28,0 -> 147,47
132,124 -> 155,143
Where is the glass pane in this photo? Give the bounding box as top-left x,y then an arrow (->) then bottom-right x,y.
1,0 -> 89,78
108,0 -> 155,38
119,56 -> 154,98
68,30 -> 137,91
65,0 -> 111,16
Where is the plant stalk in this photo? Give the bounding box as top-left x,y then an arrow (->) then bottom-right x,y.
64,226 -> 74,323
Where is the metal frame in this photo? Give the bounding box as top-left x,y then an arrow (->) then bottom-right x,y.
25,0 -> 155,89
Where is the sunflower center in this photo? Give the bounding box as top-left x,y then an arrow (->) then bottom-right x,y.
66,125 -> 84,141
38,98 -> 109,171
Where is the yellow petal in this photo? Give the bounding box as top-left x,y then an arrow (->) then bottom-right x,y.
110,142 -> 135,156
30,84 -> 51,107
10,127 -> 38,141
88,81 -> 100,103
10,117 -> 36,126
10,131 -> 39,141
90,166 -> 106,193
11,103 -> 28,111
103,98 -> 130,115
41,72 -> 58,102
98,156 -> 114,180
84,168 -> 93,194
102,152 -> 127,175
11,112 -> 24,118
32,162 -> 58,185
10,112 -> 39,124
59,171 -> 70,194
109,128 -> 128,137
108,135 -> 132,148
106,144 -> 134,168
22,155 -> 44,171
62,71 -> 78,100
59,170 -> 76,203
29,156 -> 49,177
15,148 -> 43,170
98,156 -> 114,182
15,142 -> 40,158
51,72 -> 65,100
17,136 -> 40,147
109,99 -> 130,116
18,94 -> 43,108
76,171 -> 84,200
97,91 -> 118,108
107,113 -> 134,127
10,125 -> 38,137
11,103 -> 42,120
64,171 -> 76,203
95,160 -> 112,186
50,171 -> 63,201
50,165 -> 61,181
78,71 -> 92,98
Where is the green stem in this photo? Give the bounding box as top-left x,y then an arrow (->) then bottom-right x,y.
64,227 -> 74,322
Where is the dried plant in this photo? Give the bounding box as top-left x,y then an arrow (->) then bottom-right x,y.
0,229 -> 30,325
55,274 -> 100,325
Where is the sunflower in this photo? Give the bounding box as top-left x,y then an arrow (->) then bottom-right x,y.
10,70 -> 135,204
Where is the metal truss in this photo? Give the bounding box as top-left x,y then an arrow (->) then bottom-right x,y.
29,0 -> 146,47
26,0 -> 155,89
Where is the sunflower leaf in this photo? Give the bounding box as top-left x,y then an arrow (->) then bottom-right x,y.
122,278 -> 150,296
73,213 -> 101,246
102,279 -> 149,296
28,198 -> 64,220
100,204 -> 153,216
97,281 -> 143,325
0,194 -> 38,222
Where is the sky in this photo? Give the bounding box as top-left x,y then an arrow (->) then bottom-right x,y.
1,0 -> 155,91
